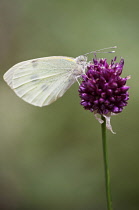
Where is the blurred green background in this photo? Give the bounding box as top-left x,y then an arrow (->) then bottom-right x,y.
0,0 -> 139,209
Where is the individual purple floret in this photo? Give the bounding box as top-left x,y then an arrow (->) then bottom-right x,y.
79,57 -> 130,133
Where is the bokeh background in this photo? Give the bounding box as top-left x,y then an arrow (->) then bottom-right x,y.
0,0 -> 139,209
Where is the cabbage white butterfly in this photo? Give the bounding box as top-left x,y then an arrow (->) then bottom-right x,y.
3,47 -> 116,107
3,55 -> 88,107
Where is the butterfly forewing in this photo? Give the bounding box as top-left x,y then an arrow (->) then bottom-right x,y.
4,56 -> 79,107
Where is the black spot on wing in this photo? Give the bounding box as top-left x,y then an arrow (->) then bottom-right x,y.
30,74 -> 39,82
41,84 -> 48,91
32,59 -> 38,68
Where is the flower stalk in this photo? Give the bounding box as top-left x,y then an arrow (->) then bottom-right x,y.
101,115 -> 113,210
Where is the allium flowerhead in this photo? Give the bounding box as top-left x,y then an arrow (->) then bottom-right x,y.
79,57 -> 130,133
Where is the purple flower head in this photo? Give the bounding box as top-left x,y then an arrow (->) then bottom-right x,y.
79,57 -> 130,133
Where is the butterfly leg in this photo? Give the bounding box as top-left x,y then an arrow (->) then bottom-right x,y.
75,75 -> 82,85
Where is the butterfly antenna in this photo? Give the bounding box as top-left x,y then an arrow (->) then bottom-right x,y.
84,46 -> 117,56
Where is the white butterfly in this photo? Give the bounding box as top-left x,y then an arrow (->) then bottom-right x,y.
3,47 -> 116,107
3,55 -> 87,107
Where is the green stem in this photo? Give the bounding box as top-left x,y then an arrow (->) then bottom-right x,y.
101,116 -> 113,210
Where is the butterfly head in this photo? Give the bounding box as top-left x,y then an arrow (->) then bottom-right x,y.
75,55 -> 87,64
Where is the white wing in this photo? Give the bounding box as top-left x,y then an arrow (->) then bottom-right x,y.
3,56 -> 79,107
